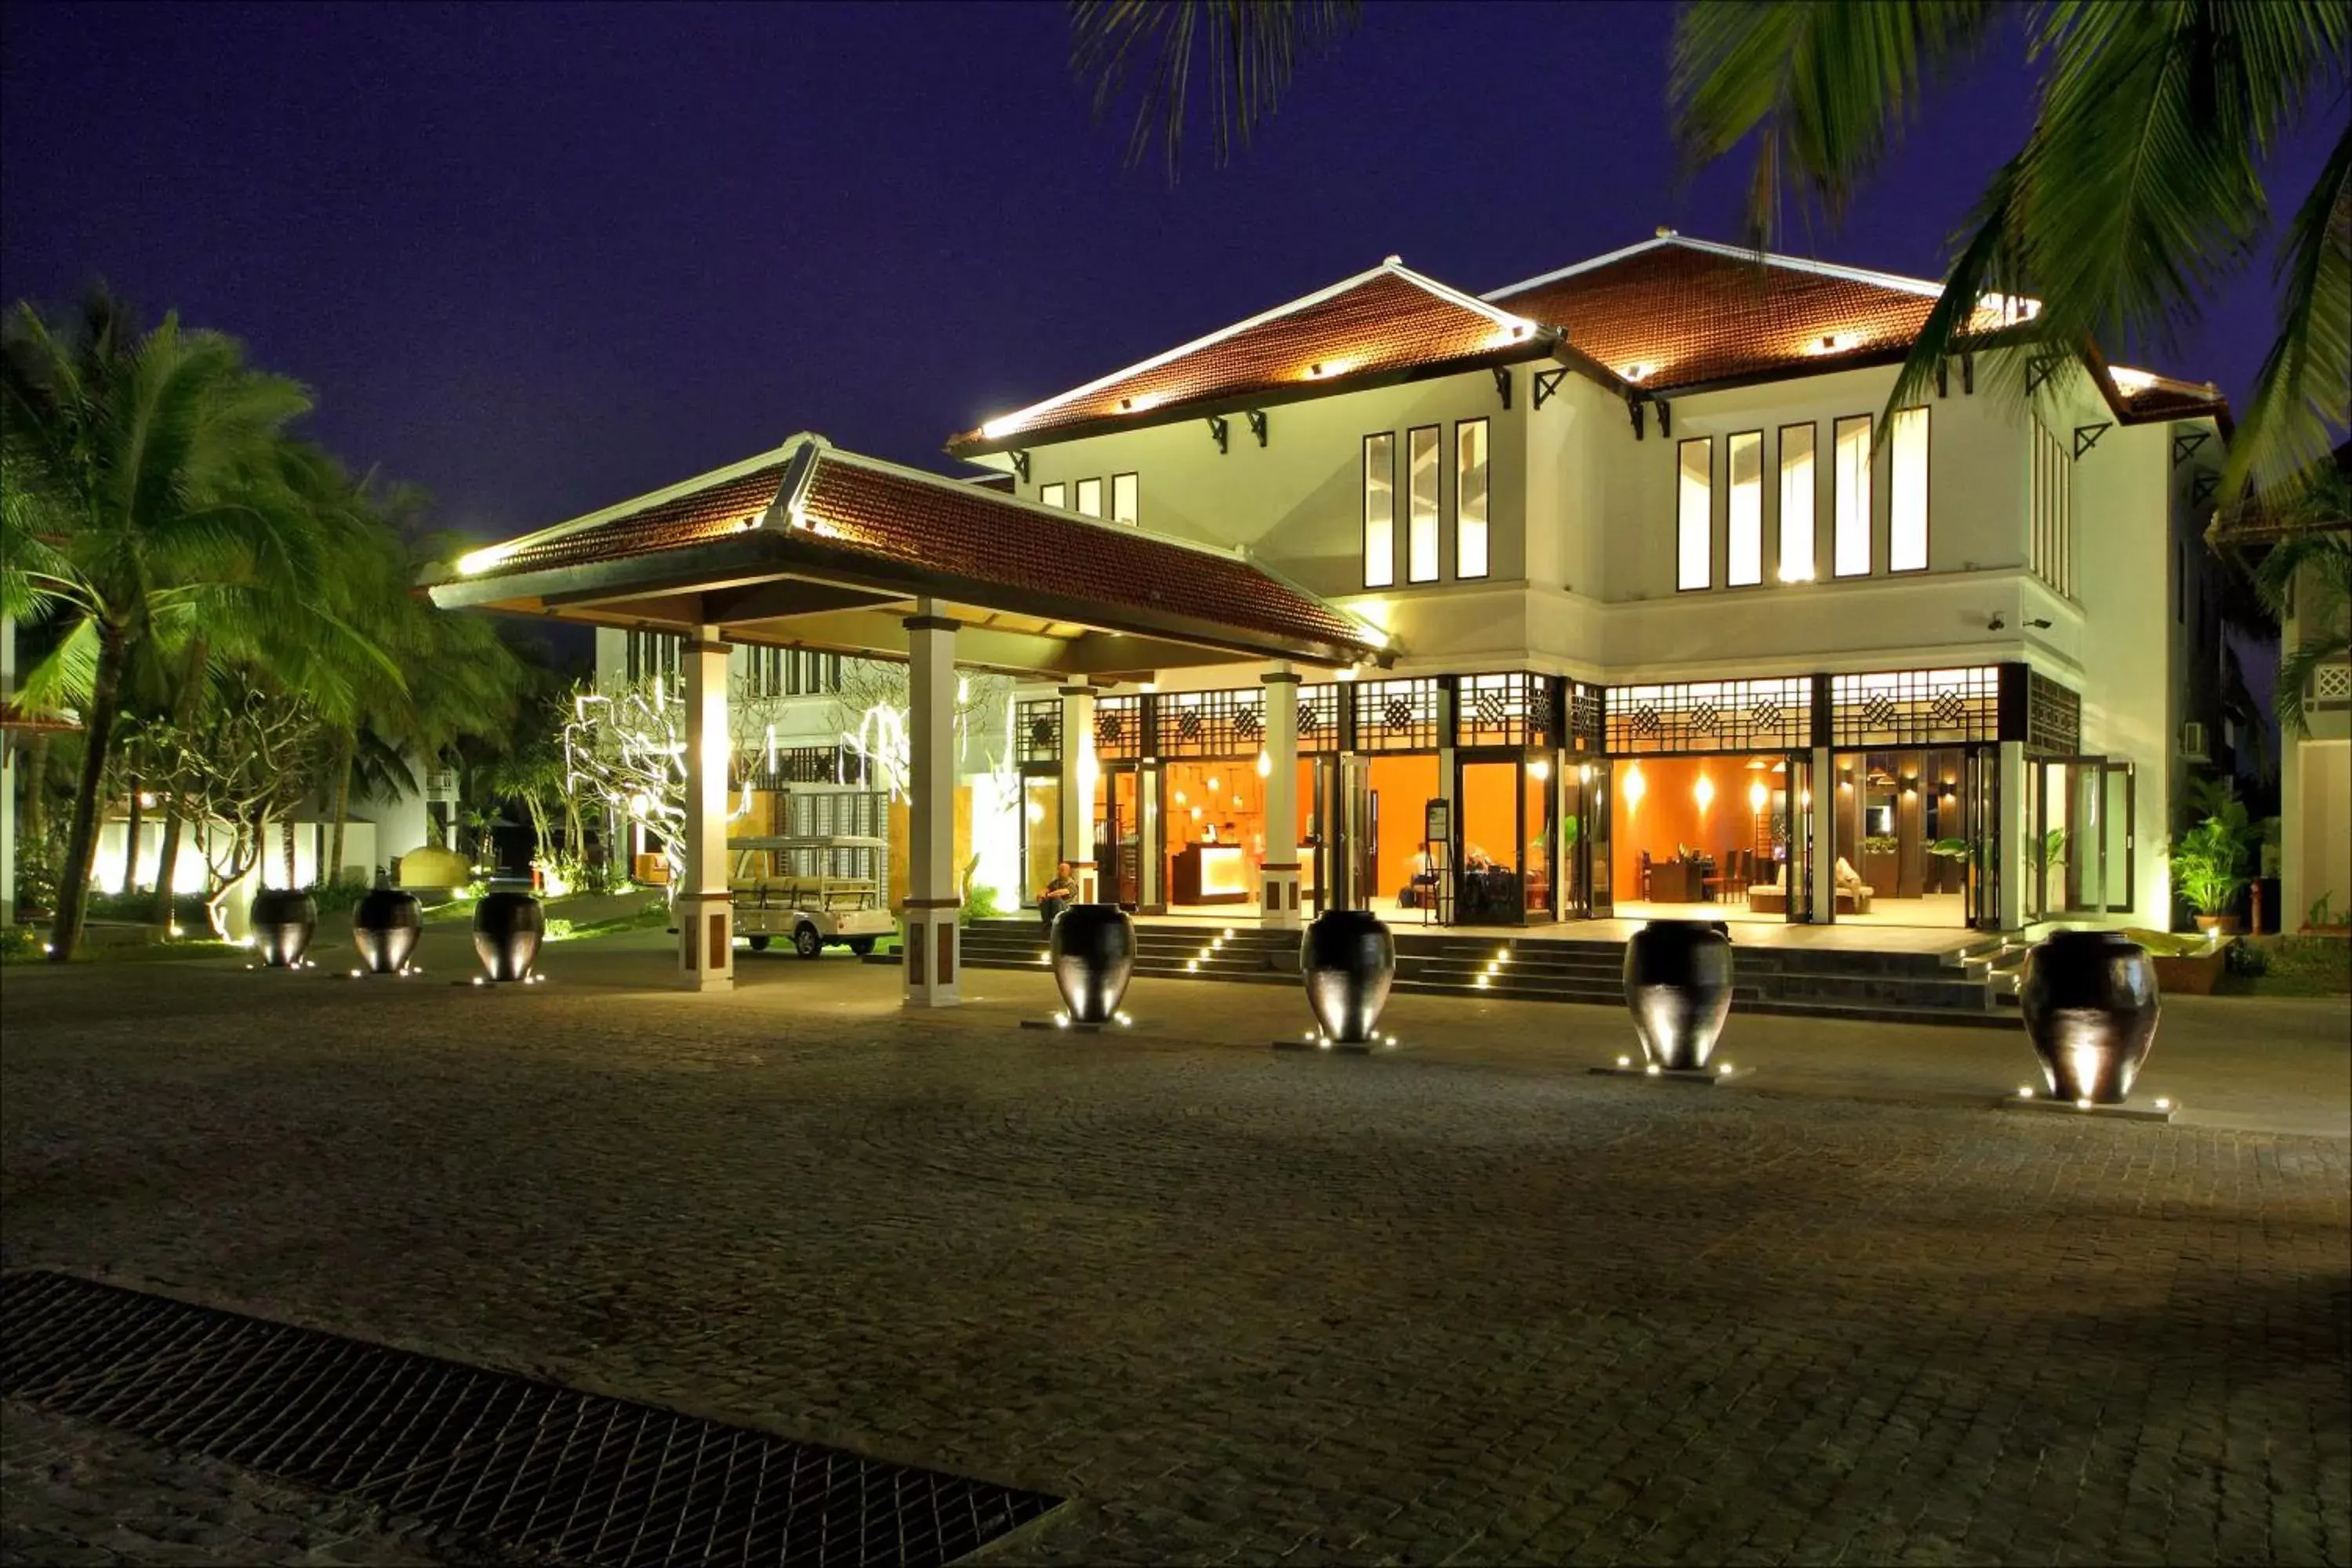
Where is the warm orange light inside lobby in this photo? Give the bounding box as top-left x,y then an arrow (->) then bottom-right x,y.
1613,754 -> 1790,906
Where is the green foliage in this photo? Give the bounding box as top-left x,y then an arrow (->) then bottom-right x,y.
2034,829 -> 2067,870
2309,891 -> 2347,931
960,884 -> 1007,926
1927,836 -> 1971,861
1863,834 -> 1900,856
2225,938 -> 2269,977
2169,780 -> 2270,917
0,926 -> 41,961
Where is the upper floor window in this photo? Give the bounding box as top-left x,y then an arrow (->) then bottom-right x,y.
625,630 -> 679,684
1832,414 -> 1872,577
1777,423 -> 1817,583
1363,433 -> 1396,588
1455,419 -> 1490,579
1727,430 -> 1763,586
1112,471 -> 1138,525
1676,437 -> 1711,591
2030,419 -> 2072,596
1407,425 -> 1441,583
1889,406 -> 1929,572
1075,477 -> 1103,518
747,647 -> 843,699
1040,481 -> 1066,509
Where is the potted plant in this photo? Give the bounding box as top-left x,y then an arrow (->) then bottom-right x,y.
2170,782 -> 2270,935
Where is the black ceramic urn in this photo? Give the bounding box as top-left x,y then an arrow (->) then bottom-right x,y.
1301,909 -> 1396,1044
471,891 -> 545,982
2018,929 -> 2161,1103
250,888 -> 318,969
1622,919 -> 1734,1070
1049,903 -> 1135,1023
351,887 -> 423,975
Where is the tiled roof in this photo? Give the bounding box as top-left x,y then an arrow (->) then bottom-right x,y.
442,439 -> 1382,663
949,262 -> 1548,451
1489,236 -> 2012,392
2108,371 -> 2230,423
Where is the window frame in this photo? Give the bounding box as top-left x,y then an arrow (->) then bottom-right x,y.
1406,423 -> 1442,583
1111,470 -> 1138,526
1777,421 -> 1817,584
1831,414 -> 1874,579
1454,417 -> 1490,580
1362,432 -> 1396,589
1888,405 -> 1929,573
1039,480 -> 1067,510
1675,436 -> 1713,593
1726,428 -> 1764,587
1074,476 -> 1104,518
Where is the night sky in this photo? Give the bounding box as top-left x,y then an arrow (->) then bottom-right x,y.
3,2 -> 2336,549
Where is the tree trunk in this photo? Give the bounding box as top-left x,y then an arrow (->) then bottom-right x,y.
119,765 -> 144,895
148,634 -> 211,929
48,628 -> 129,961
282,816 -> 298,891
326,734 -> 353,891
24,732 -> 51,900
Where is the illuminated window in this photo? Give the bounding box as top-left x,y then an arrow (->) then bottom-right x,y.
1833,414 -> 1872,577
1727,430 -> 1762,586
2030,421 -> 2071,595
1112,471 -> 1138,525
1889,406 -> 1928,572
1455,419 -> 1489,579
1407,425 -> 1440,583
1777,423 -> 1816,583
1075,477 -> 1103,518
1363,433 -> 1395,587
1676,437 -> 1711,591
1040,481 -> 1066,509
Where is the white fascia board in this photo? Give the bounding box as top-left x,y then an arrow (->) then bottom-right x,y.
1485,234 -> 1951,303
972,260 -> 1411,440
1483,236 -> 1675,299
480,440 -> 804,556
1388,263 -> 1552,333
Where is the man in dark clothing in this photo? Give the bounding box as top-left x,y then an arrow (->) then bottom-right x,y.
1037,862 -> 1076,927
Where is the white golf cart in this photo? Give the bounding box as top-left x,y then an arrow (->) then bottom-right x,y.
727,834 -> 895,958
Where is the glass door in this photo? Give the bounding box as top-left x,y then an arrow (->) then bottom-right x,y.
2031,755 -> 2130,918
1582,759 -> 1613,918
1782,750 -> 1815,922
1525,752 -> 1558,921
1455,756 -> 1527,924
1962,746 -> 2002,929
2102,760 -> 2135,916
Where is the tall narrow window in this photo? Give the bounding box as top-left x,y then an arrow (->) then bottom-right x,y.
1407,425 -> 1440,583
1040,481 -> 1066,509
1832,414 -> 1872,577
1111,471 -> 1138,525
1074,477 -> 1103,518
1455,419 -> 1490,579
1676,437 -> 1712,591
1726,430 -> 1762,586
1889,406 -> 1929,572
2030,420 -> 2071,596
1363,433 -> 1395,588
1777,423 -> 1816,583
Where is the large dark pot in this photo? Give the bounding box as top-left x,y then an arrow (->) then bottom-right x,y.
250,889 -> 318,969
2018,930 -> 2160,1103
352,887 -> 423,975
1049,903 -> 1134,1023
471,891 -> 544,982
1623,920 -> 1733,1071
1301,909 -> 1396,1044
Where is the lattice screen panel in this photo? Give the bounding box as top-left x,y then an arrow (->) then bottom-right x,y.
1831,666 -> 2002,747
1352,678 -> 1443,753
1606,678 -> 1812,755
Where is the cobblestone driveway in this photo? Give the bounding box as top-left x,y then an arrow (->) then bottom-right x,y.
4,939 -> 2347,1566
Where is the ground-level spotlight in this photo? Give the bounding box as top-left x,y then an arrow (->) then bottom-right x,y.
1223,927 -> 1236,938
1618,1054 -> 1633,1068
472,975 -> 485,987
1718,1062 -> 1734,1076
1115,1011 -> 1133,1028
1645,1062 -> 1661,1076
1054,1011 -> 1071,1029
2017,1086 -> 2035,1099
350,968 -> 365,978
2154,1096 -> 2172,1110
1185,960 -> 1199,972
2075,1097 -> 2093,1110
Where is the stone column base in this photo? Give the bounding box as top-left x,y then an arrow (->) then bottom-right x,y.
1072,861 -> 1101,905
675,892 -> 735,991
903,902 -> 962,1007
1259,866 -> 1303,931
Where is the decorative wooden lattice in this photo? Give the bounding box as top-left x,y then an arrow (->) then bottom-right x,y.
1566,682 -> 1606,753
1295,684 -> 1342,754
1605,678 -> 1813,755
1093,695 -> 1144,761
1159,687 -> 1266,759
1456,673 -> 1555,749
1352,677 -> 1443,753
750,746 -> 871,788
1015,698 -> 1061,767
1832,666 -> 2002,748
2024,670 -> 2082,755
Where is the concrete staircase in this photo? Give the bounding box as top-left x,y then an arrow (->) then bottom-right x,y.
944,917 -> 2014,1029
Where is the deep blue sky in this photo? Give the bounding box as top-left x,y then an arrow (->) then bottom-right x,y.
2,2 -> 2336,547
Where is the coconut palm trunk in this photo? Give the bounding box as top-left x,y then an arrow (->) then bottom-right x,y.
147,634 -> 210,928
325,731 -> 353,891
119,761 -> 143,895
47,625 -> 129,960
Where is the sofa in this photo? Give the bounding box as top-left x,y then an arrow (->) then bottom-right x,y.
1746,860 -> 1873,915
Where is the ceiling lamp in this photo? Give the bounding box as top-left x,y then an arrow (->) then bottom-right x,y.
1621,361 -> 1655,382
1808,332 -> 1860,355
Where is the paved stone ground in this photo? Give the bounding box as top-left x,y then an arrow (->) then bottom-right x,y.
2,929 -> 2347,1566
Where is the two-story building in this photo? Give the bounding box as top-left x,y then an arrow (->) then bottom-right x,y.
947,233 -> 2227,935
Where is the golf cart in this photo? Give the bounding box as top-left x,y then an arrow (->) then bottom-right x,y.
727,833 -> 895,957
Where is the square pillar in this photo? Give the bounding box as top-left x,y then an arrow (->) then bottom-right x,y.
677,628 -> 735,990
1058,684 -> 1098,903
904,608 -> 961,1006
1260,667 -> 1302,929
1998,740 -> 2027,929
1810,744 -> 1836,923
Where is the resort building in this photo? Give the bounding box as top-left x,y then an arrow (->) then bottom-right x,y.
448,231 -> 2231,997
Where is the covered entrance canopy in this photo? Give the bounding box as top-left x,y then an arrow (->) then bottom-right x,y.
425,433 -> 1391,1002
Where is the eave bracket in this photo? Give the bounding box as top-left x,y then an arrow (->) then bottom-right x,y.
2072,422 -> 2111,459
1207,415 -> 1229,456
1534,368 -> 1567,411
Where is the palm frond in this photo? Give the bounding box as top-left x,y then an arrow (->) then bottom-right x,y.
2224,118 -> 2352,494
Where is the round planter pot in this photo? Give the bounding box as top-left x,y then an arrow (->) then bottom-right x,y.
1049,903 -> 1135,1024
2019,929 -> 2161,1104
1623,920 -> 1733,1071
250,889 -> 318,970
351,887 -> 423,975
2192,913 -> 2241,937
471,891 -> 545,982
1301,909 -> 1396,1044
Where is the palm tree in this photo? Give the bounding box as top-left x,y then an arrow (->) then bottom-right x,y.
1071,2 -> 2347,494
2249,458 -> 2352,738
1,292 -> 327,958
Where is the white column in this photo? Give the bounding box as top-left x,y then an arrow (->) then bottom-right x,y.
1810,744 -> 1836,923
677,627 -> 734,991
904,607 -> 961,1006
1058,684 -> 1098,903
1259,667 -> 1301,929
1998,739 -> 2027,929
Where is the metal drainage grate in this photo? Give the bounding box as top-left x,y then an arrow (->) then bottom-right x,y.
1,1271 -> 1061,1566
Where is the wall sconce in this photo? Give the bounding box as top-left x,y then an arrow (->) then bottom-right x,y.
1174,790 -> 1187,806
1256,749 -> 1272,779
1207,776 -> 1221,793
1578,764 -> 1593,785
1025,800 -> 1045,823
1530,758 -> 1552,782
1694,775 -> 1715,811
1623,762 -> 1646,808
1748,780 -> 1769,814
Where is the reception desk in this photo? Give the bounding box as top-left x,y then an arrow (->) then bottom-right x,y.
1171,843 -> 1249,906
